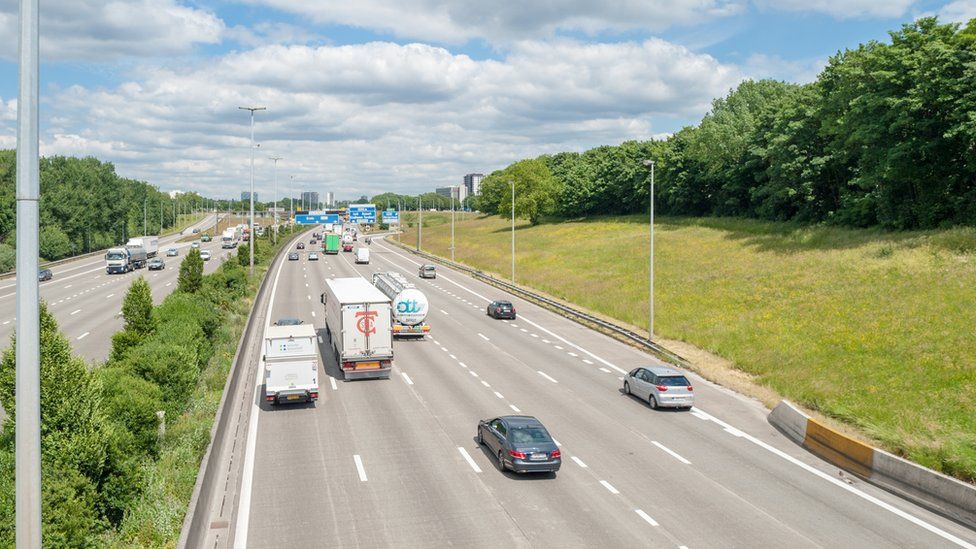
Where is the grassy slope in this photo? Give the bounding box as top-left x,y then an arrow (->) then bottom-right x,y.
399,213 -> 976,480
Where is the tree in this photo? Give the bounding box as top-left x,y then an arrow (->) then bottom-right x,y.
39,224 -> 73,260
179,248 -> 204,292
122,277 -> 155,336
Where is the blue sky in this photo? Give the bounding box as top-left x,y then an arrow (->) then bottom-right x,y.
0,0 -> 973,199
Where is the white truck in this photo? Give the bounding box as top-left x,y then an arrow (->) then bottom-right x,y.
126,236 -> 159,258
221,227 -> 238,249
355,247 -> 370,264
321,277 -> 394,380
263,324 -> 320,405
105,246 -> 146,274
371,271 -> 430,338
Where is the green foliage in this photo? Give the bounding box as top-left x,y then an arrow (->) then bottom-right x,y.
109,328 -> 144,363
480,158 -> 563,224
96,367 -> 164,457
122,277 -> 156,336
0,243 -> 13,272
178,248 -> 204,293
39,225 -> 73,260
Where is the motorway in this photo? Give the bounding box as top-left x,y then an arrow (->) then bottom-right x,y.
221,233 -> 975,548
0,214 -> 229,363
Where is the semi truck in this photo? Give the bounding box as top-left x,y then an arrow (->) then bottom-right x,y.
105,246 -> 147,274
325,233 -> 340,254
126,236 -> 159,258
371,271 -> 430,337
322,277 -> 394,380
263,324 -> 319,405
341,233 -> 354,252
221,228 -> 238,248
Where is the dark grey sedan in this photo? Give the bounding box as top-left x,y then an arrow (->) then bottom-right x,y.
38,268 -> 53,281
477,415 -> 560,474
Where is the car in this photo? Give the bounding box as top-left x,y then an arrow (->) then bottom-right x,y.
623,366 -> 695,410
200,250 -> 212,261
192,228 -> 200,234
477,416 -> 560,474
166,248 -> 178,257
419,264 -> 436,279
274,318 -> 304,326
288,252 -> 300,261
38,268 -> 53,281
147,258 -> 165,270
201,234 -> 211,242
487,300 -> 516,319
308,252 -> 319,261
297,242 -> 305,250
191,241 -> 201,249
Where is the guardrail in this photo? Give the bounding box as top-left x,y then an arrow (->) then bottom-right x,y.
178,229 -> 303,548
386,239 -> 687,367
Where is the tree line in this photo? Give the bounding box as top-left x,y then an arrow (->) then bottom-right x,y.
473,18 -> 976,230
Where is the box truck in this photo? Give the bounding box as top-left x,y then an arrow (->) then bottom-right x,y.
325,233 -> 340,255
263,324 -> 319,404
371,271 -> 430,337
126,236 -> 159,258
322,277 -> 393,380
221,228 -> 238,248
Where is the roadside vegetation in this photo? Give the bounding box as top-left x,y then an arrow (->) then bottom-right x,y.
399,213 -> 976,482
0,224 -> 299,546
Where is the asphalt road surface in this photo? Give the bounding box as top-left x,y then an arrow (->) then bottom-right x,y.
223,233 -> 975,548
0,214 -> 228,363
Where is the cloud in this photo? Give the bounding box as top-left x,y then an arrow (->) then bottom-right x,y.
938,1 -> 976,22
753,0 -> 917,19
744,54 -> 827,84
23,39 -> 741,198
0,0 -> 224,61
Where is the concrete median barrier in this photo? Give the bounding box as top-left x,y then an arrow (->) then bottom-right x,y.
768,399 -> 976,529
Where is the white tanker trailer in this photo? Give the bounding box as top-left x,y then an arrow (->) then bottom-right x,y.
371,271 -> 431,338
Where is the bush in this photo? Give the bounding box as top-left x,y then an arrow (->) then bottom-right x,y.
122,277 -> 156,336
156,292 -> 220,340
0,243 -> 13,272
96,367 -> 164,457
109,328 -> 144,362
178,248 -> 203,293
123,337 -> 199,416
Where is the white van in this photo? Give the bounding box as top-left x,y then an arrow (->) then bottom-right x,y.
355,247 -> 370,264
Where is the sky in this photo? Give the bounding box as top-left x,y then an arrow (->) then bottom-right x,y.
0,0 -> 974,201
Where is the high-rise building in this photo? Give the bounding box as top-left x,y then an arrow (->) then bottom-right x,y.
436,186 -> 466,204
325,192 -> 335,207
301,191 -> 320,209
464,173 -> 484,196
435,187 -> 453,198
241,192 -> 258,202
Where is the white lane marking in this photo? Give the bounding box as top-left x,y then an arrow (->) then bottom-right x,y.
306,283 -> 309,287
542,339 -> 551,344
165,282 -> 172,287
509,404 -> 521,413
554,345 -> 564,350
600,367 -> 612,374
330,377 -> 338,391
70,309 -> 81,315
690,410 -> 709,421
552,438 -> 561,447
2,320 -> 8,325
537,371 -> 558,383
531,333 -> 539,338
520,328 -> 528,333
311,311 -> 316,317
478,333 -> 489,341
458,362 -> 468,369
440,346 -> 448,352
635,509 -> 659,527
652,441 -> 691,464
449,354 -> 456,359
76,332 -> 89,340
571,456 -> 588,468
354,455 -> 368,482
63,284 -> 72,289
458,447 -> 482,473
401,372 -> 414,385
567,352 -> 578,357
469,371 -> 479,378
600,480 -> 620,495
433,339 -> 440,344
480,380 -> 490,388
440,309 -> 449,315
494,391 -> 505,399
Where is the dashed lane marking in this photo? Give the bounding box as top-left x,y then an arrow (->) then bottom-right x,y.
635,509 -> 659,527
353,455 -> 368,482
537,371 -> 558,383
458,447 -> 482,473
600,480 -> 619,495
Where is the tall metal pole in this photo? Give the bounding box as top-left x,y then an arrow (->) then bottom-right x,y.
16,0 -> 41,544
159,199 -> 163,234
645,159 -> 655,339
269,156 -> 282,245
239,106 -> 266,276
417,195 -> 422,251
510,180 -> 515,283
451,190 -> 455,261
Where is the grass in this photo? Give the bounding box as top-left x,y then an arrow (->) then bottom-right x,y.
399,213 -> 976,481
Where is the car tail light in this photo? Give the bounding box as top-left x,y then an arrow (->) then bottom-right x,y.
265,395 -> 275,402
551,450 -> 561,459
380,360 -> 392,368
310,392 -> 319,400
687,386 -> 694,391
509,450 -> 526,460
496,308 -> 502,313
422,325 -> 430,332
342,361 -> 355,370
393,325 -> 402,332
656,385 -> 668,392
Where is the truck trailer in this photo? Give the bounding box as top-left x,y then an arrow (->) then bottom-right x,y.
263,324 -> 320,404
126,236 -> 159,258
371,271 -> 430,337
325,233 -> 340,254
322,277 -> 394,380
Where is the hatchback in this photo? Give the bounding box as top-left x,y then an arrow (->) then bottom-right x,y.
487,300 -> 516,319
166,248 -> 178,256
419,264 -> 436,279
288,252 -> 300,261
309,252 -> 319,261
200,250 -> 212,261
191,241 -> 201,249
38,268 -> 53,281
297,242 -> 305,250
623,366 -> 694,410
478,415 -> 560,474
148,258 -> 165,270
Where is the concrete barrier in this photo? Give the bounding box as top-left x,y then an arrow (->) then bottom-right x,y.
768,400 -> 976,530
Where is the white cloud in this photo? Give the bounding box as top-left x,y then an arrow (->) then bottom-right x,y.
0,0 -> 224,61
28,39 -> 741,198
754,0 -> 917,19
745,54 -> 827,84
938,0 -> 976,22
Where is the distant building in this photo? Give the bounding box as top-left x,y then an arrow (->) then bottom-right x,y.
436,186 -> 466,204
325,191 -> 335,207
301,191 -> 320,209
464,173 -> 484,196
241,192 -> 258,202
435,187 -> 453,198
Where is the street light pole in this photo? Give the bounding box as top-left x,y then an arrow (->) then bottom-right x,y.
644,159 -> 655,339
143,197 -> 147,235
239,105 -> 266,276
510,179 -> 515,283
451,190 -> 455,262
269,156 -> 282,245
417,195 -> 423,251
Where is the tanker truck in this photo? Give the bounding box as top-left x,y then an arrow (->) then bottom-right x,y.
371,271 -> 430,338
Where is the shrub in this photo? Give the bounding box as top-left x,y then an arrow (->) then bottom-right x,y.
122,277 -> 156,336
178,248 -> 203,293
109,329 -> 144,362
96,367 -> 164,457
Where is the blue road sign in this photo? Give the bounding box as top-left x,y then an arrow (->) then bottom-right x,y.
296,214 -> 341,225
382,210 -> 399,224
348,204 -> 377,225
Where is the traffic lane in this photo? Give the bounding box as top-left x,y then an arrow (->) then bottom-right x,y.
365,241 -> 976,546
323,251 -> 674,547
248,250 -> 518,547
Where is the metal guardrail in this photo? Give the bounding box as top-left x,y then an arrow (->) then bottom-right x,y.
388,240 -> 687,367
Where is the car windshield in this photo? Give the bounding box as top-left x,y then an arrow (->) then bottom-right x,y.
509,427 -> 551,444
276,318 -> 302,326
497,303 -> 512,310
106,252 -> 125,260
657,375 -> 690,386
423,266 -> 435,271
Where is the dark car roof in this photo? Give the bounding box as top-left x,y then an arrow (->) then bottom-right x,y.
493,300 -> 513,305
499,415 -> 543,427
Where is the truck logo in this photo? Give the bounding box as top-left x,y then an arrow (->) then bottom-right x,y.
356,311 -> 377,335
397,300 -> 423,314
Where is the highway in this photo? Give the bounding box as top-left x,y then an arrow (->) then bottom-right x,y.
0,214 -> 229,363
219,233 -> 975,548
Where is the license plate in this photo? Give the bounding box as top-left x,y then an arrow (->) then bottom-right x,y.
357,361 -> 380,370
530,453 -> 547,461
286,395 -> 300,401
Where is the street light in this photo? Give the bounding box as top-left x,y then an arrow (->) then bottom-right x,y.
417,194 -> 423,251
450,189 -> 455,262
239,105 -> 266,276
269,156 -> 282,245
509,179 -> 515,283
643,159 -> 655,339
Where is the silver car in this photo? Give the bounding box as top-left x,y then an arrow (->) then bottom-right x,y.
623,366 -> 694,410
